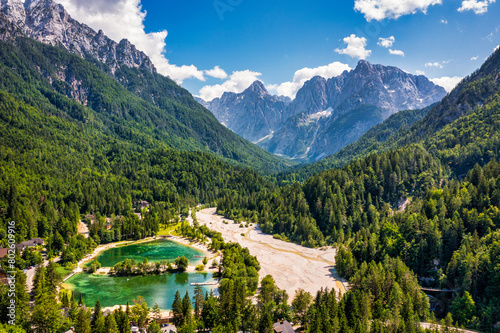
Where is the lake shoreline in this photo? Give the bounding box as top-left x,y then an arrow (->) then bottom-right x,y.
60,234 -> 220,311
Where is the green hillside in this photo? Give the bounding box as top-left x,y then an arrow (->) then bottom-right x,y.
0,33 -> 291,173
216,49 -> 500,330
0,34 -> 281,244
285,47 -> 500,181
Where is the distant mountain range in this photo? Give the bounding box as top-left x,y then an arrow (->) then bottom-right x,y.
196,81 -> 290,143
276,46 -> 500,182
200,60 -> 446,161
0,0 -> 291,172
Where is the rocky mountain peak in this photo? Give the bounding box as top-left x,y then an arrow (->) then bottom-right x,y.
355,59 -> 373,71
0,0 -> 155,74
244,80 -> 269,96
1,0 -> 25,24
203,81 -> 290,142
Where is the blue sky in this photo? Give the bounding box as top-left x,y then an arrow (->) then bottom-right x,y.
57,0 -> 499,100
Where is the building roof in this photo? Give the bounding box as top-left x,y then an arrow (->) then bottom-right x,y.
161,325 -> 177,333
273,321 -> 295,333
21,238 -> 44,247
0,248 -> 8,259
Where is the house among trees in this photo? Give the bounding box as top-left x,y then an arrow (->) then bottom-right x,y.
0,238 -> 44,259
14,238 -> 44,252
20,238 -> 44,248
273,320 -> 295,333
133,200 -> 150,210
0,248 -> 8,260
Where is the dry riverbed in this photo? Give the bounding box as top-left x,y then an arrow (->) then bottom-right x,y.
196,208 -> 347,300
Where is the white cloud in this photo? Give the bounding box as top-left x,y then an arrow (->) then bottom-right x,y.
389,49 -> 405,56
54,0 -> 205,84
266,62 -> 352,99
354,0 -> 442,21
378,36 -> 395,48
430,76 -> 463,92
416,70 -> 426,75
440,19 -> 448,24
205,66 -> 228,80
335,34 -> 371,59
425,62 -> 443,68
198,70 -> 262,101
471,56 -> 479,61
458,0 -> 495,14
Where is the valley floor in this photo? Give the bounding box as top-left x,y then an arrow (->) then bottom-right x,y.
195,208 -> 347,300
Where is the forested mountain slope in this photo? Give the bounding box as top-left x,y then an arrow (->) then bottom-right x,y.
217,49 -> 500,330
288,47 -> 500,180
0,32 -> 279,244
274,107 -> 431,183
0,5 -> 291,173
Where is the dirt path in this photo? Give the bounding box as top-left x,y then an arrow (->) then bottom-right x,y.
196,208 -> 347,301
420,322 -> 481,333
78,221 -> 89,238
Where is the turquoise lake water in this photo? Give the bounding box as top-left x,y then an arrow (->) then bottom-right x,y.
64,239 -> 216,310
94,239 -> 205,267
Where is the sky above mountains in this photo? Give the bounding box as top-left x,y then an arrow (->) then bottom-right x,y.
55,0 -> 499,101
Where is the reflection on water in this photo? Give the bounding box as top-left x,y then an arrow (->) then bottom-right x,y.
65,239 -> 215,310
95,239 -> 205,267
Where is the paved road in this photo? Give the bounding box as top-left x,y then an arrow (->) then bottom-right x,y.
26,256 -> 60,292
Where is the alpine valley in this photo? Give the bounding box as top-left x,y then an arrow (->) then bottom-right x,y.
0,1 -> 500,333
200,61 -> 446,161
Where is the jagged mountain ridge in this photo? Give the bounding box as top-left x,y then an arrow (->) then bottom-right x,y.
286,60 -> 444,119
284,46 -> 500,180
201,60 -> 446,161
1,0 -> 153,74
202,81 -> 291,142
0,0 -> 293,172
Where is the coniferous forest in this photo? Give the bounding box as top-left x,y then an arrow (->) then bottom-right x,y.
1,6 -> 500,333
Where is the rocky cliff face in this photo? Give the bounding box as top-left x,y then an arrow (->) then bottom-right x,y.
261,60 -> 447,160
202,60 -> 446,161
0,0 -> 154,74
201,81 -> 291,142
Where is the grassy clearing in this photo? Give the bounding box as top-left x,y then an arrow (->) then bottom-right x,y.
55,265 -> 73,278
157,222 -> 182,236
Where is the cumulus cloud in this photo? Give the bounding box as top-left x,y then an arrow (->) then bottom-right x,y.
198,70 -> 263,101
416,70 -> 426,75
205,66 -> 228,80
440,19 -> 448,24
389,49 -> 405,56
378,36 -> 395,48
471,56 -> 479,61
266,62 -> 352,99
55,0 -> 205,84
458,0 -> 495,14
430,76 -> 463,92
335,34 -> 371,59
354,0 -> 442,21
425,62 -> 443,68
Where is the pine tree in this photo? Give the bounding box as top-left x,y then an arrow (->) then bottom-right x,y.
182,291 -> 193,326
75,308 -> 91,333
193,285 -> 205,320
172,290 -> 184,326
91,300 -> 105,333
147,320 -> 161,333
104,313 -> 119,333
31,293 -> 63,333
